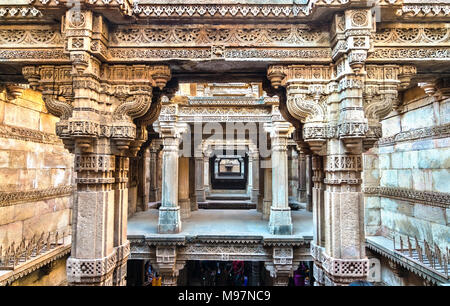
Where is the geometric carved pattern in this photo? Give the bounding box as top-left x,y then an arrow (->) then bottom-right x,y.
112,25 -> 328,47
66,251 -> 117,284
377,123 -> 450,146
363,186 -> 450,208
0,123 -> 62,145
0,185 -> 74,207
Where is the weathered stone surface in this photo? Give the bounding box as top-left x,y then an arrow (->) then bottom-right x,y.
431,169 -> 450,193
397,170 -> 412,189
413,204 -> 447,225
380,170 -> 397,187
380,198 -> 413,217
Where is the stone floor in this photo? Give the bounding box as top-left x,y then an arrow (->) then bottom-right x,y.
127,208 -> 313,239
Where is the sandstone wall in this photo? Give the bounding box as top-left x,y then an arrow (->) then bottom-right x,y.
363,86 -> 450,253
0,88 -> 74,248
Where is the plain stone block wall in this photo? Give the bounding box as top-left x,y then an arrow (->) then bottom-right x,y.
363,90 -> 450,252
0,89 -> 73,247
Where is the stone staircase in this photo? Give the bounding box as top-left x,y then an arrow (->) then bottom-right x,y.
199,192 -> 255,209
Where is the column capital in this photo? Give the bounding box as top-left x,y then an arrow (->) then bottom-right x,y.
22,63 -> 172,156
264,121 -> 294,139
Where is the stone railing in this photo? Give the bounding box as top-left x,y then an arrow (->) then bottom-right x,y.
0,230 -> 69,270
393,234 -> 449,280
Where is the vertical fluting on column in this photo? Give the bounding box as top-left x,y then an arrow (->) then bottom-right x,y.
264,121 -> 294,235
203,150 -> 211,196
157,126 -> 182,233
298,151 -> 307,205
247,153 -> 253,199
312,155 -> 325,247
288,146 -> 299,207
305,154 -> 313,212
251,150 -> 260,207
149,141 -> 159,202
195,150 -> 205,203
178,156 -> 191,219
156,149 -> 163,202
262,161 -> 272,221
189,156 -> 198,211
113,155 -> 130,286
137,147 -> 150,212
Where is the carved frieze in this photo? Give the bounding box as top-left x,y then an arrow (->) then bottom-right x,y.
0,123 -> 62,145
0,185 -> 74,208
111,25 -> 329,47
363,186 -> 450,208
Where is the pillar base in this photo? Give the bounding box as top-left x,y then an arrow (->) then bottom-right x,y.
311,242 -> 369,286
158,207 -> 181,233
66,252 -> 117,286
268,207 -> 292,235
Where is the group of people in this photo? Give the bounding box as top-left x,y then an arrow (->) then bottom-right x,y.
144,260 -> 312,286
292,263 -> 311,286
144,263 -> 162,286
199,260 -> 249,286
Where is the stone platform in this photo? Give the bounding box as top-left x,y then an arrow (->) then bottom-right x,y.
128,209 -> 313,239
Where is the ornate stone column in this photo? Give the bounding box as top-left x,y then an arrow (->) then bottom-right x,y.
267,12 -> 415,283
298,151 -> 307,204
203,149 -> 212,196
189,156 -> 198,211
305,154 -> 313,212
149,140 -> 161,203
264,114 -> 294,235
247,153 -> 253,198
195,148 -> 206,203
22,10 -> 172,285
156,149 -> 163,202
251,150 -> 260,206
288,145 -> 299,207
154,100 -> 188,234
137,147 -> 150,212
178,156 -> 191,219
262,161 -> 272,221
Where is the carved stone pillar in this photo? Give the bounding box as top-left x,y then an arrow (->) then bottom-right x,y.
267,17 -> 415,281
305,154 -> 313,212
251,150 -> 260,206
156,150 -> 163,202
298,151 -> 307,204
312,155 -> 325,247
149,140 -> 161,203
23,16 -> 172,284
189,156 -> 198,211
195,151 -> 206,203
264,120 -> 294,235
178,156 -> 191,219
154,119 -> 187,234
288,146 -> 299,207
137,147 -> 150,211
262,162 -> 272,221
113,155 -> 131,286
203,152 -> 211,196
247,154 -> 253,197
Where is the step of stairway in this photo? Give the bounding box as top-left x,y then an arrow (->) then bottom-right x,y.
206,194 -> 251,201
198,200 -> 255,209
